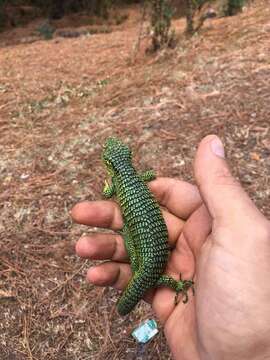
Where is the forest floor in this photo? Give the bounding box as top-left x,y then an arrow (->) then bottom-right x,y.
0,1 -> 270,359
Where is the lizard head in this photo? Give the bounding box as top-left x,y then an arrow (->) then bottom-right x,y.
102,137 -> 132,175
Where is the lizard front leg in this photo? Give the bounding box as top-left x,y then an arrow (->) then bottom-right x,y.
103,179 -> 115,198
140,170 -> 156,182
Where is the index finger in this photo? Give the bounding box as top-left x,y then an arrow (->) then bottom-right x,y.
149,178 -> 201,220
71,200 -> 123,230
71,201 -> 185,246
71,179 -> 201,230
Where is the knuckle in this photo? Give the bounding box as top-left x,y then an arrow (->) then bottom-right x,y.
114,235 -> 127,260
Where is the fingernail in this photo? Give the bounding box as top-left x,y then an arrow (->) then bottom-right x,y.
211,137 -> 225,158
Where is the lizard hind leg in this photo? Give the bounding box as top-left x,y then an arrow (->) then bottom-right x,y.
118,225 -> 139,274
156,274 -> 194,305
179,272 -> 195,304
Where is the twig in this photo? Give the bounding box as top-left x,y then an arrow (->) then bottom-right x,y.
23,314 -> 33,360
57,330 -> 74,352
131,2 -> 148,63
40,260 -> 88,301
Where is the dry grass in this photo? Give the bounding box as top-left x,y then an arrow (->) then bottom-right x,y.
0,1 -> 270,359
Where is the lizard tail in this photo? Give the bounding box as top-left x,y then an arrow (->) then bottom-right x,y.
117,268 -> 159,316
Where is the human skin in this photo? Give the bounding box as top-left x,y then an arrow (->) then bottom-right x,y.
71,135 -> 270,359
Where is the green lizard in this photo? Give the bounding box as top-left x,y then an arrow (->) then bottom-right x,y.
102,137 -> 194,316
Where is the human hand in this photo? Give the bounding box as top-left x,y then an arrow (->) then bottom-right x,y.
71,135 -> 270,360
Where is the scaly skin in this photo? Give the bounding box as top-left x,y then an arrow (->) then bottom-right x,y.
102,137 -> 194,315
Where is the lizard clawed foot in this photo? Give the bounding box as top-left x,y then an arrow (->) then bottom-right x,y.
174,273 -> 195,305
174,292 -> 180,305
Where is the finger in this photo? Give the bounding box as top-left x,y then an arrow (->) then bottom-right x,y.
163,210 -> 185,246
72,180 -> 201,232
182,204 -> 212,259
76,210 -> 185,262
194,135 -> 263,225
72,198 -> 185,249
87,262 -> 131,290
87,262 -> 158,305
149,178 -> 201,220
71,200 -> 123,230
76,233 -> 128,262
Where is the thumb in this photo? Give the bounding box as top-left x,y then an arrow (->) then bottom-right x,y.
194,135 -> 260,225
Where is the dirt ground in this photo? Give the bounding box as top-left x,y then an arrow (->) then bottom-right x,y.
0,2 -> 270,359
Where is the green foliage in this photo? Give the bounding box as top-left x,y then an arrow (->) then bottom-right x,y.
150,0 -> 175,51
226,0 -> 246,15
96,0 -> 112,19
185,0 -> 195,35
0,0 -> 115,31
36,21 -> 55,39
83,0 -> 112,19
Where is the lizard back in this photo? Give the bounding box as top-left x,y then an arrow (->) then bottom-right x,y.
102,138 -> 169,315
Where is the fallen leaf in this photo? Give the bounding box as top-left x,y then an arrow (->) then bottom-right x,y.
250,152 -> 261,161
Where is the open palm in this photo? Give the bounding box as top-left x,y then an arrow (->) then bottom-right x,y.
72,177 -> 204,357
72,136 -> 270,360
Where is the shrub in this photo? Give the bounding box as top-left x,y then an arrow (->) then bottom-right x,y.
226,0 -> 246,15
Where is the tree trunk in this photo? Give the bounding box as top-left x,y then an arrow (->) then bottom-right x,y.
150,0 -> 173,50
185,0 -> 195,34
